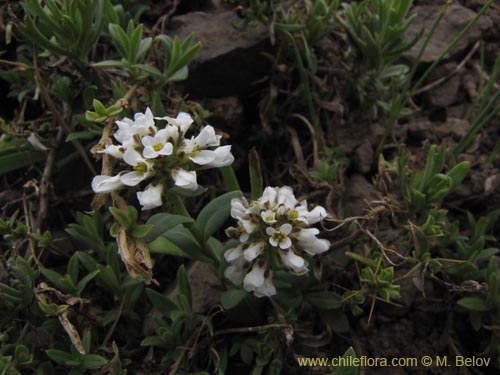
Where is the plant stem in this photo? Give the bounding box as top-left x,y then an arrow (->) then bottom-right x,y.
167,192 -> 216,263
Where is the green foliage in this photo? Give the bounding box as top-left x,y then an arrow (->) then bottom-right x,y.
396,145 -> 470,212
338,0 -> 419,118
0,257 -> 39,309
19,0 -> 105,66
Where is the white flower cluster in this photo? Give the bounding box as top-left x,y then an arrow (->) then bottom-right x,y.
224,186 -> 331,297
91,108 -> 234,210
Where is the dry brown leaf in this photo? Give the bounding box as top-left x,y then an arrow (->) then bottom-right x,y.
116,225 -> 156,285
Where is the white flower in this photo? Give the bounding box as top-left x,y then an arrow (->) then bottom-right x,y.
120,149 -> 154,186
98,144 -> 125,159
132,107 -> 156,135
114,117 -> 135,145
114,108 -> 156,145
243,263 -> 266,292
91,174 -> 123,193
142,129 -> 174,159
259,187 -> 277,206
224,264 -> 245,285
300,238 -> 331,255
230,198 -> 249,219
156,112 -> 193,134
202,146 -> 235,168
276,186 -> 297,208
295,201 -> 327,224
254,274 -> 277,297
243,242 -> 265,262
266,223 -> 293,249
137,183 -> 163,210
279,249 -> 308,274
261,210 -> 277,224
193,125 -> 221,148
171,168 -> 198,190
224,244 -> 243,263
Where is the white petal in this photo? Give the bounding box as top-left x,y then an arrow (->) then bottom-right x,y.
137,183 -> 163,210
120,171 -> 147,186
265,227 -> 276,236
171,168 -> 198,190
280,223 -> 293,235
195,125 -> 220,147
305,206 -> 328,224
269,237 -> 279,247
98,145 -> 124,159
157,112 -> 193,133
231,198 -> 248,219
259,187 -> 277,206
189,150 -> 216,165
141,136 -> 155,147
300,238 -> 331,255
224,265 -> 245,285
243,242 -> 264,262
123,149 -> 144,167
279,236 -> 292,250
241,219 -> 258,234
143,146 -> 158,159
294,228 -> 320,243
157,142 -> 173,156
224,245 -> 243,262
254,275 -> 277,297
204,146 -> 234,168
280,250 -> 308,273
277,186 -> 297,208
243,264 -> 265,291
91,175 -> 123,193
261,210 -> 276,224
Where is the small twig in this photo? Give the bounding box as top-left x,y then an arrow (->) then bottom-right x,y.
36,127 -> 64,230
32,52 -> 97,175
213,323 -> 292,336
100,297 -> 125,349
290,113 -> 319,169
472,61 -> 500,91
287,126 -> 307,170
414,40 -> 480,95
90,84 -> 138,211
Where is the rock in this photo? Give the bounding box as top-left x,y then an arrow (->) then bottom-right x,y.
168,10 -> 271,96
423,62 -> 462,108
352,139 -> 374,174
404,4 -> 492,63
435,118 -> 470,140
343,174 -> 379,216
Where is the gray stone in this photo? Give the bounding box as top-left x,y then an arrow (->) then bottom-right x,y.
404,4 -> 493,63
168,10 -> 271,96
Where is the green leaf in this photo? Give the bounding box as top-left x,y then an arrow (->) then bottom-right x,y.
109,207 -> 134,229
45,349 -> 76,366
130,224 -> 153,238
146,288 -> 178,315
196,191 -> 242,240
76,270 -> 100,295
334,347 -> 359,375
147,236 -> 192,258
81,354 -> 107,369
144,213 -> 194,242
140,336 -> 167,347
0,150 -> 45,175
457,297 -> 489,312
305,291 -> 342,310
249,148 -> 263,200
447,161 -> 470,192
221,289 -> 247,310
176,265 -> 192,310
